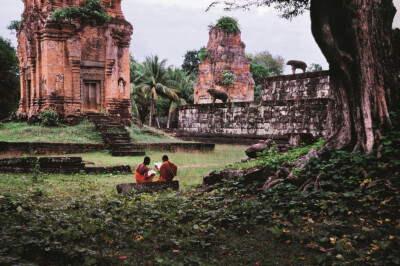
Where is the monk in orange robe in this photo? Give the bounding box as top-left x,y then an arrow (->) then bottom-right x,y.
155,155 -> 177,182
135,156 -> 156,183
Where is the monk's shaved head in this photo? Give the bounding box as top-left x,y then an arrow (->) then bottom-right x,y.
162,155 -> 168,161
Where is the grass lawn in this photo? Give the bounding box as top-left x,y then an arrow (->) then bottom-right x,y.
0,121 -> 183,143
0,121 -> 102,143
39,144 -> 247,187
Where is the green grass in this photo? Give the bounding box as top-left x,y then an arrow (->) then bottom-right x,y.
126,124 -> 185,143
36,145 -> 247,187
0,121 -> 102,143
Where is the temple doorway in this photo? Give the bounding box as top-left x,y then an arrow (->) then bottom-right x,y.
83,81 -> 101,112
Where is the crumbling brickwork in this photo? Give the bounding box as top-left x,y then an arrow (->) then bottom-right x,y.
17,0 -> 133,122
194,27 -> 255,104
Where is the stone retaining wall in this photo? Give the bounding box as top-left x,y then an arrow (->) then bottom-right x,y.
178,71 -> 333,140
179,99 -> 332,139
0,142 -> 215,156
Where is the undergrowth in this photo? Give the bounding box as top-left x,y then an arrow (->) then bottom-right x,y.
0,132 -> 398,264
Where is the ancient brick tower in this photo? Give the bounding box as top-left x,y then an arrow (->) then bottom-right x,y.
17,0 -> 133,122
194,26 -> 255,104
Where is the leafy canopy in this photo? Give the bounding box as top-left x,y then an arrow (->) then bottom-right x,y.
0,37 -> 20,120
208,0 -> 310,19
51,0 -> 111,24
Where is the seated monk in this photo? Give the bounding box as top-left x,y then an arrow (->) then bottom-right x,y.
135,156 -> 156,183
155,155 -> 178,182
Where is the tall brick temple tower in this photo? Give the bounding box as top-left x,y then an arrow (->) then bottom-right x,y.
17,0 -> 133,122
194,23 -> 255,104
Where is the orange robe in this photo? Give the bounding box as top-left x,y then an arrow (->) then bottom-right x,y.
155,161 -> 177,182
135,164 -> 154,183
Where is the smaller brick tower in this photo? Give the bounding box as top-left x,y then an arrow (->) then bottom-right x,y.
194,22 -> 255,104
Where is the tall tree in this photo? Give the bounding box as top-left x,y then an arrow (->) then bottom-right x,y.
248,51 -> 285,76
182,47 -> 205,75
306,63 -> 323,72
0,37 -> 20,120
132,55 -> 179,127
209,0 -> 399,154
166,69 -> 195,128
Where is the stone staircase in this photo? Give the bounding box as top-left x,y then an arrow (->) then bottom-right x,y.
85,113 -> 146,157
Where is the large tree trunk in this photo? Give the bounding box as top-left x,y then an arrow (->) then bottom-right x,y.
310,0 -> 397,153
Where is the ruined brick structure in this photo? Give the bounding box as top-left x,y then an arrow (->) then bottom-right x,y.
194,26 -> 255,104
17,0 -> 133,122
179,71 -> 333,141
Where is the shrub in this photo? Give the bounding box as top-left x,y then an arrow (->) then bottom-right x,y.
217,17 -> 240,33
38,110 -> 59,127
222,71 -> 236,86
50,0 -> 111,25
198,48 -> 210,61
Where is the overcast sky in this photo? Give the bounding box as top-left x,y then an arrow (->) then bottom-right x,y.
1,0 -> 399,74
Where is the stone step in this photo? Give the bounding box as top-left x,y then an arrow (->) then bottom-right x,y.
111,151 -> 146,157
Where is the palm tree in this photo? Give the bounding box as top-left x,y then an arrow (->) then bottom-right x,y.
166,69 -> 196,128
132,55 -> 179,126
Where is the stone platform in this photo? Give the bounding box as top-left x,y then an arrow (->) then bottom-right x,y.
116,181 -> 180,194
0,157 -> 132,174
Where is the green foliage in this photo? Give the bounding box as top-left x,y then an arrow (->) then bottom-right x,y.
131,55 -> 179,126
37,110 -> 60,127
248,51 -> 285,76
259,138 -> 324,169
50,0 -> 111,24
0,37 -> 20,120
181,47 -> 204,75
222,71 -> 236,86
307,63 -> 323,72
217,16 -> 240,33
0,133 -> 399,264
198,48 -> 210,61
207,0 -> 309,20
250,61 -> 271,85
7,20 -> 22,33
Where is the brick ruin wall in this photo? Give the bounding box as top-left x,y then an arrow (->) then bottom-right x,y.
179,71 -> 333,140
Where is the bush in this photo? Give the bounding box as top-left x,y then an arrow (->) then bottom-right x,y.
50,0 -> 111,24
217,17 -> 240,33
38,110 -> 59,127
222,71 -> 236,86
198,48 -> 210,61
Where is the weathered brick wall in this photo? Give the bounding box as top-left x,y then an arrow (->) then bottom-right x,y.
261,71 -> 330,101
179,71 -> 333,139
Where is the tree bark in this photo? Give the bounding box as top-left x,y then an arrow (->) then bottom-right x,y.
149,98 -> 155,127
310,0 -> 397,153
167,110 -> 172,129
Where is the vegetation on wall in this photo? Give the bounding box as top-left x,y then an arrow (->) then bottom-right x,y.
222,71 -> 236,86
198,48 -> 210,61
216,16 -> 240,33
50,0 -> 111,24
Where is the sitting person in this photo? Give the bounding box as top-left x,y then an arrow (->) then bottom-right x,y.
135,156 -> 156,183
155,155 -> 178,182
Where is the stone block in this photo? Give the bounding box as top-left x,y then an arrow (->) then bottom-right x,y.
116,181 -> 180,194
